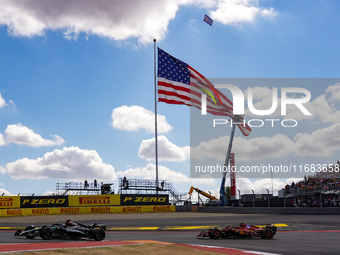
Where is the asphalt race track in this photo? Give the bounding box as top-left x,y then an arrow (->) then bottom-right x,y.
1,213 -> 340,254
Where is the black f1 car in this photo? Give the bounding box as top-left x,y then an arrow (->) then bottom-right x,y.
14,220 -> 107,241
197,223 -> 277,239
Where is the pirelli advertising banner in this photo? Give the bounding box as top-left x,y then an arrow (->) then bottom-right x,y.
120,194 -> 169,205
0,205 -> 176,217
68,194 -> 120,207
0,196 -> 21,209
20,196 -> 68,208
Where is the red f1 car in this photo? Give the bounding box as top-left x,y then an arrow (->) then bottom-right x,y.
197,223 -> 277,239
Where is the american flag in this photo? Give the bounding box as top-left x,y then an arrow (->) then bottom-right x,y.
204,14 -> 213,26
157,48 -> 251,136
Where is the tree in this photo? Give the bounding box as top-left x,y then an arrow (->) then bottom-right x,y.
225,186 -> 231,200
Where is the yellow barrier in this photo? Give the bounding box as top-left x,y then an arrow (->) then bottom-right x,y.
0,196 -> 21,209
68,194 -> 120,207
0,194 -> 171,209
0,205 -> 176,217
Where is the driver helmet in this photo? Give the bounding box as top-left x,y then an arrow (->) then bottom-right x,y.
66,220 -> 77,226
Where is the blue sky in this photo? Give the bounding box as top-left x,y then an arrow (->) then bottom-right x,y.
0,0 -> 340,198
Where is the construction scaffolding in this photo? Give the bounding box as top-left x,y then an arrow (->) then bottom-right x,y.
118,178 -> 182,204
56,182 -> 114,196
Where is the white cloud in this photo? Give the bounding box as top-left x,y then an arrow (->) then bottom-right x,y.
0,133 -> 5,146
252,178 -> 285,194
234,134 -> 294,161
0,92 -> 14,109
236,177 -> 284,196
210,0 -> 276,25
201,177 -> 255,200
325,83 -> 340,102
285,177 -> 304,186
138,135 -> 189,162
294,123 -> 340,157
244,86 -> 275,101
2,124 -> 65,147
3,146 -> 116,181
192,121 -> 340,161
0,0 -> 276,44
111,105 -> 172,133
0,188 -> 13,196
117,163 -> 216,186
0,0 -> 177,43
191,134 -> 294,162
198,177 -> 285,200
302,94 -> 340,123
244,86 -> 282,117
225,177 -> 284,196
42,190 -> 57,196
0,92 -> 7,108
244,84 -> 340,123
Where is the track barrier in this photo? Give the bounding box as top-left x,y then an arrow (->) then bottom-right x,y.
0,205 -> 175,217
0,194 -> 174,217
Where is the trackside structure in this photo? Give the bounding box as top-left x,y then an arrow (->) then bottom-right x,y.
117,178 -> 183,204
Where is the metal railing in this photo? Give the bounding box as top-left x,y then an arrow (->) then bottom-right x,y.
167,182 -> 181,202
118,178 -> 182,203
56,179 -> 182,203
56,181 -> 110,195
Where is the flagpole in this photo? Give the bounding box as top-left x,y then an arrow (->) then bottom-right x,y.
153,39 -> 159,193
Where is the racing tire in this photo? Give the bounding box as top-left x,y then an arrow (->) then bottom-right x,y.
262,229 -> 274,239
92,229 -> 106,241
211,229 -> 221,239
39,226 -> 53,240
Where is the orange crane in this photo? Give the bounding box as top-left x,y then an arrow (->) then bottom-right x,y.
188,186 -> 218,201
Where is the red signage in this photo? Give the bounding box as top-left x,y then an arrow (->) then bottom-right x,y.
153,206 -> 171,212
123,207 -> 142,213
7,209 -> 22,216
32,209 -> 49,215
79,196 -> 110,205
0,198 -> 13,207
91,207 -> 110,213
61,208 -> 80,214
